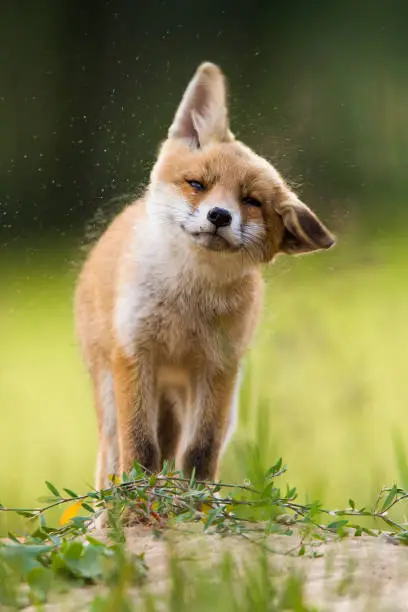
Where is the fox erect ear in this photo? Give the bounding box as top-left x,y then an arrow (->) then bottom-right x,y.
168,62 -> 233,147
278,198 -> 335,255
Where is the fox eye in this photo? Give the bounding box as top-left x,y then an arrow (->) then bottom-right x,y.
186,179 -> 206,192
243,196 -> 262,208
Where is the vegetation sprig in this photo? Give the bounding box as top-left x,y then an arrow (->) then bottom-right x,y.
1,459 -> 408,606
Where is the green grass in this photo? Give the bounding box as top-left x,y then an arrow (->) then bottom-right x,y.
1,235 -> 408,533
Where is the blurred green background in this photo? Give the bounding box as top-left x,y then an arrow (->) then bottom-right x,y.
1,1 -> 408,531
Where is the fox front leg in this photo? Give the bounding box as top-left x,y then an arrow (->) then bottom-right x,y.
112,349 -> 160,476
182,367 -> 239,481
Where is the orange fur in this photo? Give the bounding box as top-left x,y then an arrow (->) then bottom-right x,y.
75,62 -> 335,488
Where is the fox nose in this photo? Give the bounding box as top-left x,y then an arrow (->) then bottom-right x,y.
207,207 -> 232,228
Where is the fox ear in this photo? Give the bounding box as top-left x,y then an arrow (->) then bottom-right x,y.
168,62 -> 233,147
278,198 -> 335,255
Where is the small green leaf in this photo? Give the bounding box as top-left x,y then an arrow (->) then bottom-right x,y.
132,461 -> 146,477
381,485 -> 398,512
31,528 -> 48,541
348,499 -> 355,510
45,481 -> 60,498
7,532 -> 20,543
395,532 -> 408,544
286,486 -> 297,500
63,488 -> 78,498
204,508 -> 219,531
327,519 -> 349,530
265,458 -> 283,479
361,527 -> 376,536
133,488 -> 148,501
16,510 -> 36,518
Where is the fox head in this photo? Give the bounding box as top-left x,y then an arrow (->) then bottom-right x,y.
149,62 -> 335,265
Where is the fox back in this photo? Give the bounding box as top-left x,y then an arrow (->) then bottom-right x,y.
75,63 -> 334,494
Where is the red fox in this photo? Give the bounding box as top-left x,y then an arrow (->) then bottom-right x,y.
75,62 -> 334,490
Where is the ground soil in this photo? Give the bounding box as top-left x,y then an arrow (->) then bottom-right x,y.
27,527 -> 408,611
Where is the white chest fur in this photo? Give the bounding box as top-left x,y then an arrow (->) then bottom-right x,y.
113,220 -> 245,366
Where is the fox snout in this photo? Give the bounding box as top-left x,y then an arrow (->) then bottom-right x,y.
179,198 -> 244,253
207,207 -> 232,228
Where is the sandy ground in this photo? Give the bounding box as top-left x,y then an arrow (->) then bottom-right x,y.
26,527 -> 408,611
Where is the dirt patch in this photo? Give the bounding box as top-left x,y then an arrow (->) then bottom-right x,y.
32,527 -> 408,611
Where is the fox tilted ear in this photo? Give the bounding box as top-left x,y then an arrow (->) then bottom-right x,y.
278,199 -> 335,255
168,62 -> 233,147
